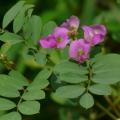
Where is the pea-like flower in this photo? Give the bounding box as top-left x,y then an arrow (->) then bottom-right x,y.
39,34 -> 57,48
69,39 -> 90,63
39,27 -> 70,49
82,25 -> 107,46
53,27 -> 70,48
61,16 -> 80,30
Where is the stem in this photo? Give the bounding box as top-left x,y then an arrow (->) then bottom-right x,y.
97,96 -> 120,119
104,96 -> 120,117
86,60 -> 92,92
86,61 -> 118,120
96,102 -> 118,120
17,88 -> 27,111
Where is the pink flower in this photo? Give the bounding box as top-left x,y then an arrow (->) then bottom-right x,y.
61,16 -> 80,30
53,27 -> 70,48
82,25 -> 107,46
39,27 -> 69,49
69,39 -> 90,63
39,34 -> 57,48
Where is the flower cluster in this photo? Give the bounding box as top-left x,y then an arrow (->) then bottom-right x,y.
39,16 -> 106,63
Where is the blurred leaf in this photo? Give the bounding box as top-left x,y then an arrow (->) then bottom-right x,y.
3,1 -> 25,28
27,8 -> 34,18
79,93 -> 94,109
42,21 -> 57,36
60,47 -> 69,60
0,43 -> 11,54
112,31 -> 120,43
13,4 -> 34,33
34,51 -> 47,65
23,17 -> 32,40
41,10 -> 58,23
0,112 -> 21,120
82,0 -> 96,24
31,15 -> 42,44
0,32 -> 23,44
49,49 -> 61,64
18,101 -> 40,115
0,98 -> 16,110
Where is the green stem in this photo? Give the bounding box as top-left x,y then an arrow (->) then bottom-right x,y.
17,88 -> 27,111
86,60 -> 92,92
96,102 -> 118,120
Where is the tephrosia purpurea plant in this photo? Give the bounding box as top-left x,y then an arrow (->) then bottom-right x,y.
0,1 -> 120,120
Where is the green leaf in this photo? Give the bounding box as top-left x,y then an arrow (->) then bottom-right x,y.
3,1 -> 25,28
34,69 -> 52,81
22,89 -> 45,100
0,112 -> 22,120
93,71 -> 120,84
42,21 -> 57,36
93,54 -> 120,84
13,4 -> 34,33
18,101 -> 40,115
79,93 -> 94,109
60,47 -> 69,60
54,61 -> 88,83
0,85 -> 20,98
0,74 -> 20,90
27,80 -> 49,91
0,32 -> 23,44
35,52 -> 47,65
23,17 -> 32,40
89,84 -> 112,95
0,98 -> 16,110
31,15 -> 42,44
27,69 -> 51,90
54,61 -> 87,75
93,54 -> 120,69
51,93 -> 68,105
54,85 -> 85,98
59,73 -> 87,83
9,70 -> 29,89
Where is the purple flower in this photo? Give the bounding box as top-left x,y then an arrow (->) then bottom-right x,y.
82,25 -> 107,46
61,16 -> 80,30
39,34 -> 57,48
69,39 -> 90,63
53,27 -> 70,48
39,27 -> 69,49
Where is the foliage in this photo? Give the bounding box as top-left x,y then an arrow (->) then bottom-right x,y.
0,1 -> 120,120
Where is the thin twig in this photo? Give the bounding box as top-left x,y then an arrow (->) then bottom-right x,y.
104,96 -> 120,117
96,102 -> 118,120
